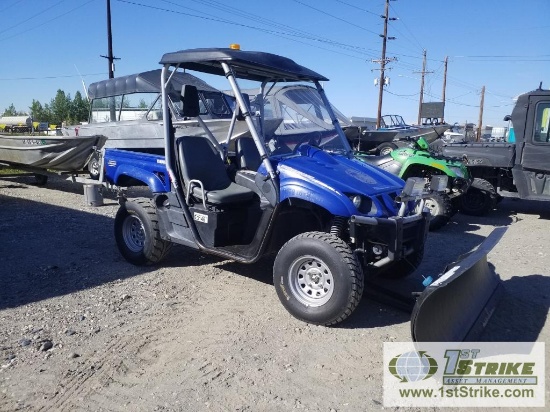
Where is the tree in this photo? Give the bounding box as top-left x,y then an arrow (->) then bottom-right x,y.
29,100 -> 49,123
70,91 -> 90,124
49,90 -> 71,125
2,103 -> 26,116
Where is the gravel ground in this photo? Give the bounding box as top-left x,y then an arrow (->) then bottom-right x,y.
0,174 -> 548,412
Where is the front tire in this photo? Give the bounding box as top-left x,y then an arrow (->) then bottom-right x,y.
377,142 -> 398,156
424,192 -> 453,231
114,198 -> 172,265
459,178 -> 497,216
273,232 -> 364,326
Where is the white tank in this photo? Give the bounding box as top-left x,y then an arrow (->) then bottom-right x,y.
0,116 -> 32,126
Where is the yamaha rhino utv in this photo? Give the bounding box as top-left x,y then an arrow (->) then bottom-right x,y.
108,46 -> 504,340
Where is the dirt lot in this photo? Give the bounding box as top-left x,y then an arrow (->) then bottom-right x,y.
0,174 -> 548,411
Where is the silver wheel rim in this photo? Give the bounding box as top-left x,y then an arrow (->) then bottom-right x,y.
89,159 -> 100,176
288,255 -> 334,307
122,215 -> 145,253
380,147 -> 393,155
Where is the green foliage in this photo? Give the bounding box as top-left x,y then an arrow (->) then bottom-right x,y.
11,89 -> 92,126
70,91 -> 90,124
2,103 -> 26,116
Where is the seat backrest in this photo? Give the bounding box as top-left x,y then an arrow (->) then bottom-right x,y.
180,85 -> 200,118
178,135 -> 231,191
236,137 -> 262,171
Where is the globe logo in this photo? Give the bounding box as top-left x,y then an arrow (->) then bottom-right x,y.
388,351 -> 438,382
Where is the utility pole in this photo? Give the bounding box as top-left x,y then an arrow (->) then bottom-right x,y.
374,0 -> 397,128
101,0 -> 120,79
100,0 -> 120,121
476,86 -> 485,141
441,56 -> 448,123
415,49 -> 433,125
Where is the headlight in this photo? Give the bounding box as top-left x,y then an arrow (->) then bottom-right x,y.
348,194 -> 378,214
449,166 -> 465,178
401,177 -> 426,198
430,175 -> 448,192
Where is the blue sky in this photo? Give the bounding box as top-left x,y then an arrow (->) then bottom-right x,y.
0,0 -> 548,127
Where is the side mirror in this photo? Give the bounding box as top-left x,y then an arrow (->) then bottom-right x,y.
503,114 -> 511,122
235,93 -> 250,121
180,85 -> 200,117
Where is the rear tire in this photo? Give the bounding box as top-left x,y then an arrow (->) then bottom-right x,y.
425,192 -> 453,231
273,232 -> 364,326
377,142 -> 398,156
114,198 -> 172,265
460,178 -> 497,216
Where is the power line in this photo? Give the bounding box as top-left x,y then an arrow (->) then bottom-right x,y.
0,0 -> 26,13
291,0 -> 380,36
0,73 -> 107,81
0,0 -> 95,42
118,0 -> 381,59
388,2 -> 424,52
0,0 -> 65,36
334,0 -> 381,17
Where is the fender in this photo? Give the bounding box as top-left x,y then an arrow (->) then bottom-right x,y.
280,176 -> 356,216
391,147 -> 466,179
272,146 -> 405,217
103,149 -> 171,193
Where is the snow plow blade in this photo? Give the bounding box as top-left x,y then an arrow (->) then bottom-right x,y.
411,227 -> 507,342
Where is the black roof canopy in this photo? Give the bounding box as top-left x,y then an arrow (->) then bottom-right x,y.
159,48 -> 328,83
87,69 -> 221,99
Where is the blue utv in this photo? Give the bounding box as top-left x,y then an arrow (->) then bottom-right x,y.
105,46 -> 503,341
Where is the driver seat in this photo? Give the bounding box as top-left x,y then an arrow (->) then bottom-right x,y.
177,135 -> 255,206
176,85 -> 254,206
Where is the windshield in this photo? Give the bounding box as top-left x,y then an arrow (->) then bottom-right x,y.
248,84 -> 351,156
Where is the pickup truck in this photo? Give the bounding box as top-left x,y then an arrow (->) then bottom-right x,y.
441,86 -> 550,202
100,46 -> 504,341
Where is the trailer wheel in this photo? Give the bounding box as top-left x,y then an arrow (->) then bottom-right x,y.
114,198 -> 172,266
273,232 -> 364,326
459,178 -> 497,216
424,192 -> 453,231
87,153 -> 101,180
377,142 -> 398,156
383,244 -> 424,279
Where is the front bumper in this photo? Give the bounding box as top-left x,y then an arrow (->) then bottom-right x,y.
349,209 -> 429,265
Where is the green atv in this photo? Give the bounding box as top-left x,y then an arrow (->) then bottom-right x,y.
355,137 -> 497,230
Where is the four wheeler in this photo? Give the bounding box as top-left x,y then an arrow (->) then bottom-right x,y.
355,137 -> 497,230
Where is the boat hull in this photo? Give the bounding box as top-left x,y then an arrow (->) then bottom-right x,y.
62,118 -> 282,152
0,135 -> 106,171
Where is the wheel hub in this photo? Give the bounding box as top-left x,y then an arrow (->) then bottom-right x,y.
122,215 -> 145,252
288,256 -> 334,307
